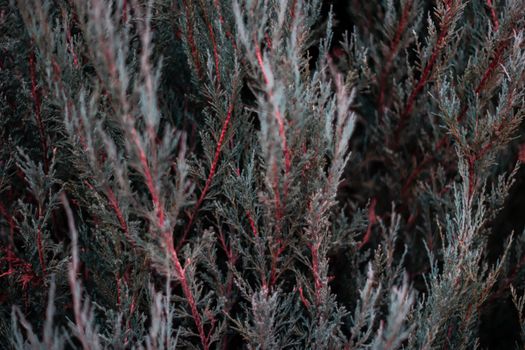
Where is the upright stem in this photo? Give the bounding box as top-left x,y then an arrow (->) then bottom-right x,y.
178,100 -> 235,251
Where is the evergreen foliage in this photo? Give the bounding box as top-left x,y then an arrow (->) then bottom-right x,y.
1,0 -> 525,348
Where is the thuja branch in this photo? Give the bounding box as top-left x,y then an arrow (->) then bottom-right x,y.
128,118 -> 209,348
485,0 -> 499,30
309,242 -> 322,306
178,99 -> 235,251
130,126 -> 165,226
392,1 -> 458,145
62,193 -> 97,350
377,0 -> 413,120
166,239 -> 210,350
254,42 -> 291,176
197,0 -> 221,84
84,179 -> 133,246
401,30 -> 513,196
181,0 -> 204,80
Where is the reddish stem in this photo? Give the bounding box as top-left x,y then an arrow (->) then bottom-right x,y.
401,37 -> 509,196
393,2 -> 454,145
310,242 -> 322,305
377,0 -> 413,120
209,22 -> 221,83
443,322 -> 454,350
212,0 -> 237,50
289,0 -> 298,25
297,285 -> 310,309
271,159 -> 283,223
122,0 -> 128,22
105,188 -> 128,233
106,187 -> 136,247
269,238 -> 287,288
83,180 -> 134,247
485,0 -> 499,30
129,120 -> 208,348
475,41 -> 506,96
182,0 -> 203,80
0,249 -> 38,289
168,249 -> 209,350
246,210 -> 258,237
254,43 -> 291,176
198,0 -> 221,84
178,100 -> 235,251
130,127 -> 165,228
465,106 -> 510,198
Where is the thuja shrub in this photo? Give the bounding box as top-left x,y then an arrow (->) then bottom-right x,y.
1,0 -> 525,348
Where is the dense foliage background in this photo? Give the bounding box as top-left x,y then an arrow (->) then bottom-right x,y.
2,0 -> 525,348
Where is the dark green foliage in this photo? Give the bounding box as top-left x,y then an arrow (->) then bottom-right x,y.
1,0 -> 525,348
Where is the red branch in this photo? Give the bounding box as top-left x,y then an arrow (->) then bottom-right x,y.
485,0 -> 499,31
122,0 -> 128,22
255,41 -> 291,231
198,1 -> 221,84
177,100 -> 235,251
475,42 -> 506,96
254,43 -> 291,176
129,119 -> 209,348
443,322 -> 454,350
212,0 -> 236,50
377,0 -> 413,120
271,159 -> 283,223
106,187 -> 136,247
234,169 -> 259,238
182,0 -> 203,80
209,22 -> 220,84
401,37 -> 509,196
309,242 -> 322,305
297,285 -> 310,309
466,102 -> 510,197
246,210 -> 258,237
290,0 -> 297,21
269,240 -> 286,287
0,248 -> 39,290
401,156 -> 432,196
83,179 -> 135,248
131,127 -> 165,228
393,2 -> 453,144
217,231 -> 235,265
105,188 -> 128,234
168,249 -> 209,350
